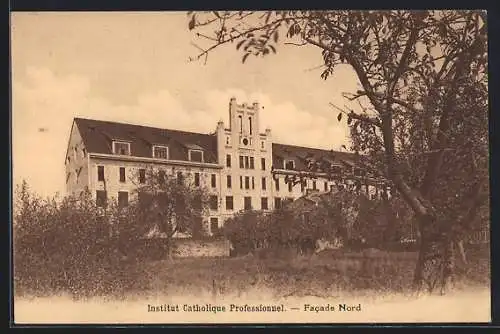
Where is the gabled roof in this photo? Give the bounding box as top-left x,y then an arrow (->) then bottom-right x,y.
74,118 -> 219,163
73,117 -> 362,171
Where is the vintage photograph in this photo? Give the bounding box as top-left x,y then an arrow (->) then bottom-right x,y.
11,10 -> 490,324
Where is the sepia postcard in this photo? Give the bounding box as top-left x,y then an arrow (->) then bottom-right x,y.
11,10 -> 491,325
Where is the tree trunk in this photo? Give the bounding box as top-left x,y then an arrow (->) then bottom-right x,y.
413,216 -> 454,295
456,239 -> 467,265
165,238 -> 173,261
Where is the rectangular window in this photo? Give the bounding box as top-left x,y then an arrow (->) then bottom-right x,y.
245,176 -> 250,189
324,181 -> 328,191
331,165 -> 342,174
153,145 -> 168,159
210,218 -> 219,235
288,181 -> 293,192
285,160 -> 295,170
250,157 -> 255,169
139,168 -> 146,184
239,156 -> 244,169
226,154 -> 231,167
189,150 -> 203,162
177,171 -> 183,185
227,175 -> 232,188
97,166 -> 105,181
251,177 -> 255,189
275,178 -> 280,191
238,115 -> 243,133
226,196 -> 234,210
245,156 -> 250,169
118,191 -> 129,208
262,177 -> 266,190
244,196 -> 252,211
274,197 -> 282,210
261,158 -> 266,170
249,116 -> 253,135
119,167 -> 126,183
209,195 -> 218,210
113,141 -> 130,155
313,181 -> 317,190
261,197 -> 268,210
194,172 -> 200,187
211,174 -> 216,188
240,175 -> 243,189
96,190 -> 107,208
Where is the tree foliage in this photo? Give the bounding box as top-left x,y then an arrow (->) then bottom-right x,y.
130,167 -> 211,257
13,181 -> 138,297
188,10 -> 489,293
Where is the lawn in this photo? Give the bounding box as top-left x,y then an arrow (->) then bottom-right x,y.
14,247 -> 491,324
55,245 -> 488,302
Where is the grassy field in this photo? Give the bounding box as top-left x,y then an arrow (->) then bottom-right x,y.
14,248 -> 491,324
16,246 -> 486,301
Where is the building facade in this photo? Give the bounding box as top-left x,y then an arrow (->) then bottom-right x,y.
65,98 -> 388,234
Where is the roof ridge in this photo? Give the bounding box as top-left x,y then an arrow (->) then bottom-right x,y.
272,142 -> 355,155
74,117 -> 215,137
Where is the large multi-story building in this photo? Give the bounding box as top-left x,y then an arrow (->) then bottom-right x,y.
65,97 -> 387,234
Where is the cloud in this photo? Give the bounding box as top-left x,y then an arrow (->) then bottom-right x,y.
12,67 -> 349,197
202,88 -> 349,149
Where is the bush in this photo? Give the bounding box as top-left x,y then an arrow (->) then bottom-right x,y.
223,191 -> 419,256
13,182 -> 157,298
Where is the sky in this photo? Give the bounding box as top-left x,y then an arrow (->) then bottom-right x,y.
11,12 -> 362,198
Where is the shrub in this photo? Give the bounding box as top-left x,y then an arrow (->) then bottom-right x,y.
13,182 -> 151,298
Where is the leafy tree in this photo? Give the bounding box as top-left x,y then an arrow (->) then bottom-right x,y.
13,181 -> 117,296
188,10 -> 488,293
131,167 -> 210,259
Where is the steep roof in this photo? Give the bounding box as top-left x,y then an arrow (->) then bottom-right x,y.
74,118 -> 219,163
271,143 -> 358,171
74,117 -> 359,169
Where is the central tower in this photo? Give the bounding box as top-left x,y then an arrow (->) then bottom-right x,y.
228,97 -> 260,150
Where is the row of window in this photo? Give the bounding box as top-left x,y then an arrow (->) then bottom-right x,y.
97,166 -> 218,188
95,190 -> 287,213
225,154 -> 266,170
219,195 -> 287,211
282,158 -> 365,176
97,165 -> 336,194
112,141 -> 205,163
96,190 -> 128,208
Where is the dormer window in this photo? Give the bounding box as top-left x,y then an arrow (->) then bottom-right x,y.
153,145 -> 168,159
189,149 -> 204,162
113,141 -> 131,155
331,165 -> 342,174
284,159 -> 295,170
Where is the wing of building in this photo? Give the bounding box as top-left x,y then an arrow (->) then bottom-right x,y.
64,98 -> 388,235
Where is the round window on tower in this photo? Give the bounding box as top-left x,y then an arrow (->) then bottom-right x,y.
242,138 -> 249,146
